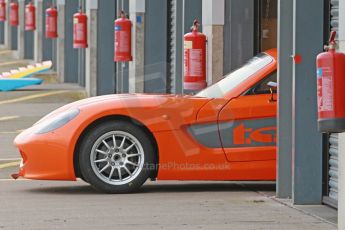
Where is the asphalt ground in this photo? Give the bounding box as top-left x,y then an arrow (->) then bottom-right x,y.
0,84 -> 86,160
0,50 -> 338,230
0,50 -> 30,74
0,180 -> 337,230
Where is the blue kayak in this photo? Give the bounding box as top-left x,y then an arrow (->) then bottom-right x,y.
0,78 -> 43,91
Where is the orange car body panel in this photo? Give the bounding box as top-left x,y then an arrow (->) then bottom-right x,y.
14,49 -> 278,182
219,94 -> 277,162
14,95 -> 210,180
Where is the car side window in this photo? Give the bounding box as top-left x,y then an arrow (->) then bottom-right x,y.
246,71 -> 277,95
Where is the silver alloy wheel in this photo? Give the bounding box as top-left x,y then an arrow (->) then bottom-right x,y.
90,131 -> 145,185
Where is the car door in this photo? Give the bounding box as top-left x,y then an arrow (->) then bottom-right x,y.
218,71 -> 277,162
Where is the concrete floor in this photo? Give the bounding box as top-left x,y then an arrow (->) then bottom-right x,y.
0,180 -> 337,230
0,50 -> 338,230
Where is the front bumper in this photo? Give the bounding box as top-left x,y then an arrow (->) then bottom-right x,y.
13,126 -> 77,181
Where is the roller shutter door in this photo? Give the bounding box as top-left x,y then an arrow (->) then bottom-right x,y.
323,0 -> 339,209
330,0 -> 339,33
326,133 -> 338,208
167,0 -> 176,93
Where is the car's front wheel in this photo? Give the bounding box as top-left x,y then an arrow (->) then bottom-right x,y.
78,120 -> 155,193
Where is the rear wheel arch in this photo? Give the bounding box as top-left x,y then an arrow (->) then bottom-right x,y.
73,115 -> 159,181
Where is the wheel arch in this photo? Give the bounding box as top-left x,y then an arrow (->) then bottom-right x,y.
74,115 -> 159,181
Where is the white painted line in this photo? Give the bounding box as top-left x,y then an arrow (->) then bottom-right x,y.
0,60 -> 26,67
0,161 -> 21,169
0,130 -> 24,134
0,90 -> 68,105
0,50 -> 12,55
0,116 -> 20,121
0,158 -> 22,161
0,179 -> 29,182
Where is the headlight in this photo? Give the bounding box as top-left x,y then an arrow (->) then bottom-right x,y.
35,108 -> 80,134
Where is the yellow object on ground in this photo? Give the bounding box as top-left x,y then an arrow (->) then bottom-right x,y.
0,61 -> 52,79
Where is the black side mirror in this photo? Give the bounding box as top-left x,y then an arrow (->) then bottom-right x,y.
267,81 -> 277,102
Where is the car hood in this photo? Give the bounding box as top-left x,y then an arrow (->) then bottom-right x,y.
35,94 -> 212,130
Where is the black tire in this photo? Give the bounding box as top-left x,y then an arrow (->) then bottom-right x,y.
78,120 -> 155,193
79,175 -> 88,183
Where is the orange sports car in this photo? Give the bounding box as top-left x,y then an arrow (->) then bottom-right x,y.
13,49 -> 277,193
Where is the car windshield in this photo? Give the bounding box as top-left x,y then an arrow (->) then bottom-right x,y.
195,53 -> 273,98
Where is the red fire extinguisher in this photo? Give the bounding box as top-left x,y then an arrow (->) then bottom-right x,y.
73,8 -> 88,48
10,1 -> 18,26
45,6 -> 58,39
184,20 -> 207,91
0,0 -> 6,22
25,1 -> 36,31
316,31 -> 345,133
114,10 -> 132,62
